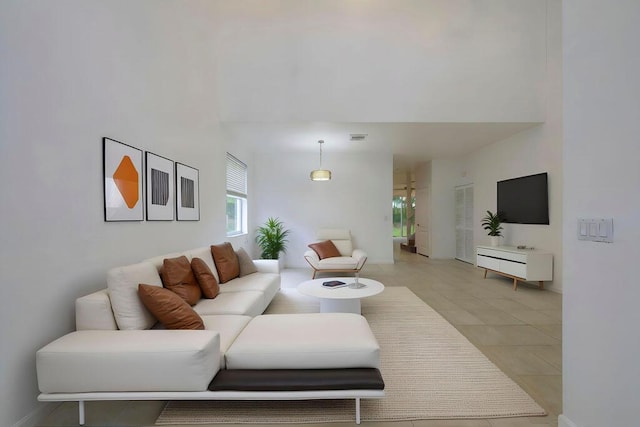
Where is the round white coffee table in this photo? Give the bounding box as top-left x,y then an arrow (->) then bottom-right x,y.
297,277 -> 385,314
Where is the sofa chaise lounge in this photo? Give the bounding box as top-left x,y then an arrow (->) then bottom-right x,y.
36,245 -> 384,425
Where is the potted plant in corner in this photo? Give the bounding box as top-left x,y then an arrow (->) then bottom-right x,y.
481,210 -> 503,247
255,217 -> 290,266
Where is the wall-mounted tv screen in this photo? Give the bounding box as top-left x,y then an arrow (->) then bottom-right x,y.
497,172 -> 549,225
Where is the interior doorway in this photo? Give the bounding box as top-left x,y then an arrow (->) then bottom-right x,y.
392,195 -> 415,238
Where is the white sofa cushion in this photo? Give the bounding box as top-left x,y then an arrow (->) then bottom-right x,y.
317,256 -> 360,270
252,259 -> 279,274
36,330 -> 220,393
218,273 -> 280,312
76,289 -> 118,331
193,290 -> 264,317
201,315 -> 252,368
225,313 -> 380,370
107,261 -> 163,330
332,240 -> 353,257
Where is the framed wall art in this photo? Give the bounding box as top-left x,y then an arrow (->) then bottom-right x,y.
145,152 -> 175,221
176,162 -> 200,221
103,137 -> 144,221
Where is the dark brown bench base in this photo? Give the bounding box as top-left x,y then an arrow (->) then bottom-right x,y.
209,368 -> 385,392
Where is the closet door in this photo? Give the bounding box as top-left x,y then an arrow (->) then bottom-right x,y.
455,184 -> 474,263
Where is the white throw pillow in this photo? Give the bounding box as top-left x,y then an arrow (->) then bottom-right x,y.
107,261 -> 162,330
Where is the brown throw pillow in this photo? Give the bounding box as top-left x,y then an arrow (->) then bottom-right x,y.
160,256 -> 201,305
236,248 -> 258,277
138,284 -> 204,330
191,257 -> 220,298
308,240 -> 341,259
211,242 -> 240,283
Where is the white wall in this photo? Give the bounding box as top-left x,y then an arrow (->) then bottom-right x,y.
430,0 -> 563,291
561,1 -> 640,426
214,0 -> 547,123
429,159 -> 463,258
0,2 -> 223,426
408,0 -> 562,267
462,121 -> 563,272
251,151 -> 394,268
423,124 -> 564,271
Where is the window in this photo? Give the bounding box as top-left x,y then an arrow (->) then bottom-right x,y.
226,153 -> 247,236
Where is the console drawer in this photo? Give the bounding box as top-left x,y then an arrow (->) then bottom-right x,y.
477,247 -> 527,263
500,261 -> 527,278
477,255 -> 500,271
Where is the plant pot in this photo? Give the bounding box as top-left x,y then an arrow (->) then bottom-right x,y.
490,236 -> 501,247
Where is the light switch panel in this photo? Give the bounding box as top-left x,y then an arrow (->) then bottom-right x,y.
579,222 -> 588,236
578,218 -> 614,243
599,222 -> 608,237
597,218 -> 614,243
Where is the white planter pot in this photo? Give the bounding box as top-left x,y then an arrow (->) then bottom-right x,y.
490,236 -> 501,247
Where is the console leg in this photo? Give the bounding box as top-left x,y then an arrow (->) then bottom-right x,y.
539,281 -> 544,290
355,398 -> 361,424
484,269 -> 488,279
78,400 -> 85,425
513,278 -> 518,291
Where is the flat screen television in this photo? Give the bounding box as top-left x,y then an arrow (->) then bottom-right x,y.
497,173 -> 549,225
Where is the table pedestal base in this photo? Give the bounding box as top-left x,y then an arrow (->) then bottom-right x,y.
320,298 -> 361,314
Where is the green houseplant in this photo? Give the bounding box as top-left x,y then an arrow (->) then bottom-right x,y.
255,217 -> 290,259
481,210 -> 503,246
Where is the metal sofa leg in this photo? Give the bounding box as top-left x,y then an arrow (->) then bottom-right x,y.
78,400 -> 85,425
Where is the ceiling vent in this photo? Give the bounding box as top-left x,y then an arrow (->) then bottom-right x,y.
350,134 -> 367,142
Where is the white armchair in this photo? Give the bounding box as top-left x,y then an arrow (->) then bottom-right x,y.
304,229 -> 368,279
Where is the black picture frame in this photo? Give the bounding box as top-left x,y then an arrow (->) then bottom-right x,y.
145,152 -> 175,221
103,137 -> 144,222
175,162 -> 200,221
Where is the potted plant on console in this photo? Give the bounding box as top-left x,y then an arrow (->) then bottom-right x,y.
256,217 -> 290,268
482,210 -> 503,247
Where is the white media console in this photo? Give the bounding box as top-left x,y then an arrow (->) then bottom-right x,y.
476,245 -> 553,291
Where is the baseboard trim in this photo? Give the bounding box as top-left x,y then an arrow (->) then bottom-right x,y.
559,414 -> 579,427
11,402 -> 58,427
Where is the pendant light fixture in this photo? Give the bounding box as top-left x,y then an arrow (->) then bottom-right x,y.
310,140 -> 331,181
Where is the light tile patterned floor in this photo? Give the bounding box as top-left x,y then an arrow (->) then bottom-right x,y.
38,244 -> 561,427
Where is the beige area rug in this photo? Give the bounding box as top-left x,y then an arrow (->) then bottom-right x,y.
156,287 -> 545,424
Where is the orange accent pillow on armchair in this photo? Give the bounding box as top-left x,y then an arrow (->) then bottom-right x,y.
308,240 -> 342,259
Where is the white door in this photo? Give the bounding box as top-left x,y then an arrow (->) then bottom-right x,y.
415,187 -> 430,256
455,184 -> 474,263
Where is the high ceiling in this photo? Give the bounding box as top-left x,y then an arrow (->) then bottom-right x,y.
221,121 -> 539,180
216,1 -> 547,189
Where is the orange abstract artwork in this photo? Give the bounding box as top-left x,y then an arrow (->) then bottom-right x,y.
113,155 -> 139,209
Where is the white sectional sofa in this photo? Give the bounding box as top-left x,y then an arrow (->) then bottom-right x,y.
36,245 -> 384,425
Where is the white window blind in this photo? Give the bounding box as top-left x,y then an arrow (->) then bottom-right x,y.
226,153 -> 247,197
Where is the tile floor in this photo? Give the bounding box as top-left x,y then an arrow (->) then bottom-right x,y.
38,244 -> 562,427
